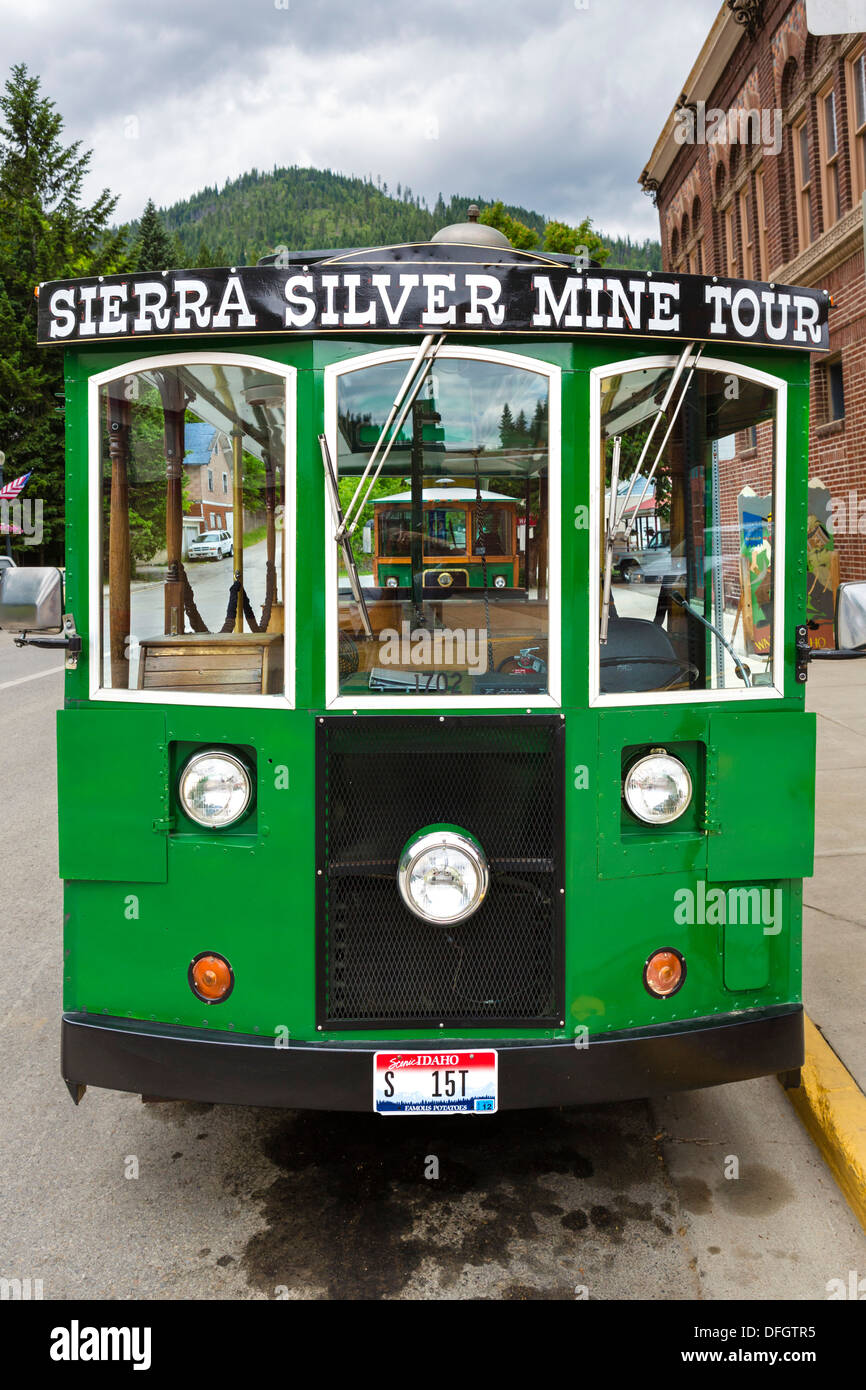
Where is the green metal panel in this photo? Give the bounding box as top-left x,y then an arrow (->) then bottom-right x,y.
597,707 -> 708,879
707,712 -> 816,882
54,335 -> 814,1050
57,708 -> 168,882
724,910 -> 772,991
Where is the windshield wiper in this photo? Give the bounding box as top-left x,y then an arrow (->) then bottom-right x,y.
670,590 -> 752,686
600,342 -> 700,644
337,333 -> 446,541
319,433 -> 373,638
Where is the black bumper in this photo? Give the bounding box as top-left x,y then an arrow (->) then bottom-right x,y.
61,1006 -> 803,1111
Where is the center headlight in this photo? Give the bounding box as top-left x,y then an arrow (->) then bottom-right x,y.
397,825 -> 489,925
623,748 -> 692,825
178,749 -> 252,829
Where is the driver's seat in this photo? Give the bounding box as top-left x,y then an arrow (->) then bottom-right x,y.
600,615 -> 691,693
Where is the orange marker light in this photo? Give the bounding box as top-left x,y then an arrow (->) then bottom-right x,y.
644,948 -> 685,999
189,952 -> 234,1003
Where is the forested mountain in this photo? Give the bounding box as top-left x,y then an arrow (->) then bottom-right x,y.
136,165 -> 659,270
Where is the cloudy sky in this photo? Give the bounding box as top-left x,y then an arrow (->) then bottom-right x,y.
1,0 -> 722,242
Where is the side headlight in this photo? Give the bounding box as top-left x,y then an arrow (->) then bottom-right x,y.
397,825 -> 489,925
178,749 -> 252,829
623,748 -> 692,826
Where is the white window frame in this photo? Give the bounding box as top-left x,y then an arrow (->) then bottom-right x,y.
88,351 -> 297,710
588,353 -> 787,708
323,345 -> 562,711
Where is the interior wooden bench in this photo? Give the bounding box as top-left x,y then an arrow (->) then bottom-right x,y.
136,633 -> 284,695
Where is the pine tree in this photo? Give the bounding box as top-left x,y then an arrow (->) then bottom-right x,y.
0,62 -> 126,562
131,198 -> 175,271
498,403 -> 515,449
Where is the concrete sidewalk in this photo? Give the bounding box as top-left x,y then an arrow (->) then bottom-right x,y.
805,660 -> 866,1092
794,659 -> 866,1229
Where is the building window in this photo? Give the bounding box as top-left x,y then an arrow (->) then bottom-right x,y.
818,84 -> 842,226
755,168 -> 770,278
792,117 -> 813,250
695,235 -> 704,273
222,471 -> 228,495
825,358 -> 845,421
207,468 -> 214,492
846,45 -> 866,200
739,184 -> 755,279
725,204 -> 738,276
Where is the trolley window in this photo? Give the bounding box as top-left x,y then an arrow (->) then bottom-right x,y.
595,359 -> 782,699
329,352 -> 557,703
91,357 -> 293,703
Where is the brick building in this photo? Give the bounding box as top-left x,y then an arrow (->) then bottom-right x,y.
640,0 -> 866,585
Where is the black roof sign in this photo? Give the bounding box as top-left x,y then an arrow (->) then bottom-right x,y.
37,256 -> 829,352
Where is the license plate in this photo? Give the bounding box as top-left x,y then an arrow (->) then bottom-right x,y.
373,1050 -> 498,1115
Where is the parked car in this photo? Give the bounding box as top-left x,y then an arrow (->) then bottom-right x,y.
0,555 -> 16,575
619,531 -> 680,582
631,544 -> 687,584
188,529 -> 233,561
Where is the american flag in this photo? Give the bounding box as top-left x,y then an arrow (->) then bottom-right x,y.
0,470 -> 32,502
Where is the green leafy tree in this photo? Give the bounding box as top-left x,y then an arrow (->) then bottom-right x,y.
479,200 -> 539,250
543,216 -> 609,264
0,62 -> 126,562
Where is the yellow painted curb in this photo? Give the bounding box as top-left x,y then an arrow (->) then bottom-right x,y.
781,1014 -> 866,1235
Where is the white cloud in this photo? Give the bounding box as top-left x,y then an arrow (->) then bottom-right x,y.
0,0 -> 721,241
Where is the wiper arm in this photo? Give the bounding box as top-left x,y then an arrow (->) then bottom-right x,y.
600,343 -> 700,644
319,433 -> 373,638
613,341 -> 695,528
620,345 -> 703,551
337,333 -> 446,540
670,590 -> 752,686
599,435 -> 622,646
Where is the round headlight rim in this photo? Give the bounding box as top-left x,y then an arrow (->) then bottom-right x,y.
397,824 -> 490,926
622,747 -> 693,827
178,746 -> 254,831
643,946 -> 687,1000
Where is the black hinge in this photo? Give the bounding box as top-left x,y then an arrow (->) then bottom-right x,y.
795,624 -> 811,683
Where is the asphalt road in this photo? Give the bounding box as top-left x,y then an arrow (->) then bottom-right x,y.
1,630 -> 865,1301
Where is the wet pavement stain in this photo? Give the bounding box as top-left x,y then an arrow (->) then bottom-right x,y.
240,1102 -> 678,1299
561,1210 -> 588,1231
677,1176 -> 713,1215
716,1164 -> 795,1218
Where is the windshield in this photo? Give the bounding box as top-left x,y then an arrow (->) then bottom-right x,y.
598,361 -> 780,696
332,353 -> 554,701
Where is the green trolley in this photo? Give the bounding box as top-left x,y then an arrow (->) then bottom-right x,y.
4,208 -> 865,1115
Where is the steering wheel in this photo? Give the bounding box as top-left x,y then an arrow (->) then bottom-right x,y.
599,653 -> 699,690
